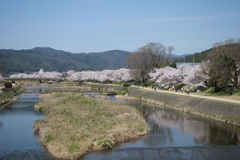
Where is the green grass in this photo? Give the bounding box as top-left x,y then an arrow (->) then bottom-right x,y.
0,83 -> 4,87
69,144 -> 81,153
118,90 -> 130,95
38,107 -> 46,113
6,92 -> 14,99
44,134 -> 55,143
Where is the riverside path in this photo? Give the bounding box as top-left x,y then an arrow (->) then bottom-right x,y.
135,86 -> 240,104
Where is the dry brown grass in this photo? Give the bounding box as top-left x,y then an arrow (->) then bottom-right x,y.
34,92 -> 148,159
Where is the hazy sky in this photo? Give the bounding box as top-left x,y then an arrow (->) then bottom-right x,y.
1,0 -> 240,55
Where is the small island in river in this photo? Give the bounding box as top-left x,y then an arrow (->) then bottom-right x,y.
34,92 -> 148,159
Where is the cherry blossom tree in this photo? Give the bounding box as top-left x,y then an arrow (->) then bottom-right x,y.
182,64 -> 209,89
149,67 -> 181,87
9,71 -> 62,79
149,64 -> 209,89
120,68 -> 134,82
68,69 -> 135,82
10,73 -> 28,78
67,70 -> 75,77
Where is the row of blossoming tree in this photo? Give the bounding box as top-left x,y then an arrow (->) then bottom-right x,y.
67,64 -> 208,89
8,71 -> 63,79
2,63 -> 208,90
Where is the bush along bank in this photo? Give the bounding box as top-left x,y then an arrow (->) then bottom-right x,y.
0,86 -> 25,108
128,87 -> 240,127
34,92 -> 148,159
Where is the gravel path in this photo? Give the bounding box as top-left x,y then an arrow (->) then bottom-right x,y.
137,86 -> 240,104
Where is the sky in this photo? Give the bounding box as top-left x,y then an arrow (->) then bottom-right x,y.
0,0 -> 240,55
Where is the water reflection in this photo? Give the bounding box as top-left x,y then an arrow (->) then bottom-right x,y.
129,102 -> 240,147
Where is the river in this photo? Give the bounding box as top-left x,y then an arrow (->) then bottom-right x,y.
0,86 -> 53,159
1,87 -> 240,160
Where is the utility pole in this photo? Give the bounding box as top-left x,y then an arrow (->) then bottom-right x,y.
193,54 -> 195,65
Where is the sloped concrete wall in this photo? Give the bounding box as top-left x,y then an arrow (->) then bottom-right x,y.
84,83 -> 128,92
128,87 -> 240,126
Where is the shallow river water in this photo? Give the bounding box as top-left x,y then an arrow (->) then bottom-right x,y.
1,88 -> 240,160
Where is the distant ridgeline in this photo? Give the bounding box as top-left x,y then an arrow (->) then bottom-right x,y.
0,46 -> 222,74
0,47 -> 131,73
174,48 -> 215,63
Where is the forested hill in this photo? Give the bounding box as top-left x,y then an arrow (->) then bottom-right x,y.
174,49 -> 211,63
0,47 -> 131,73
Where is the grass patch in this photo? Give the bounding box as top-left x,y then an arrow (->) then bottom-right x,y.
34,93 -> 148,159
69,144 -> 80,153
39,107 -> 46,113
44,134 -> 55,142
118,90 -> 130,95
34,120 -> 41,124
6,92 -> 14,99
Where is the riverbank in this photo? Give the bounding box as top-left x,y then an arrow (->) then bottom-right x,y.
128,86 -> 240,127
34,92 -> 148,159
0,85 -> 25,108
81,83 -> 240,127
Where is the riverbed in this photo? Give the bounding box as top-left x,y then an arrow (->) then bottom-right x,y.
1,87 -> 240,160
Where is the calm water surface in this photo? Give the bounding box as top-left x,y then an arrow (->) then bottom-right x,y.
123,101 -> 240,147
0,86 -> 52,159
0,96 -> 45,150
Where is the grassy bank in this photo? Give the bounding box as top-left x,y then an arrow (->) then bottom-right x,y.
34,93 -> 148,159
0,85 -> 25,107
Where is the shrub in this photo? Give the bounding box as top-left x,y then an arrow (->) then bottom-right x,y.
4,82 -> 12,88
122,82 -> 131,87
118,90 -> 130,95
102,92 -> 107,96
39,107 -> 46,113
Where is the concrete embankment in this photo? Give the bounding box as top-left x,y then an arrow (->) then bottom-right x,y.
84,83 -> 240,127
128,87 -> 240,126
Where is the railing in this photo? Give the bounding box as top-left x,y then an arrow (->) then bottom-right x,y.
22,86 -> 50,89
3,77 -> 64,81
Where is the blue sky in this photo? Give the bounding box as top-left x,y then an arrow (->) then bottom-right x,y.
0,0 -> 240,55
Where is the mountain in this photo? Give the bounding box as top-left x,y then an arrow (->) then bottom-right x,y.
171,54 -> 192,60
0,47 -> 131,73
